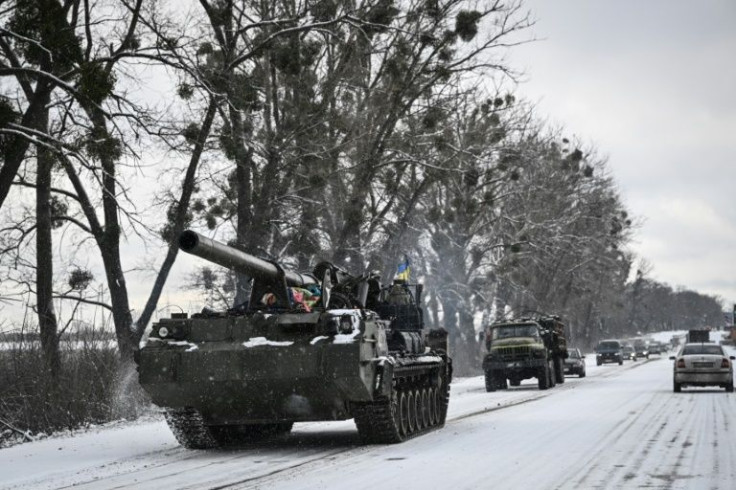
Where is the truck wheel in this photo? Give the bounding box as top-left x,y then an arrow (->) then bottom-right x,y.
579,369 -> 586,378
509,378 -> 521,387
554,358 -> 565,384
538,366 -> 550,390
596,360 -> 602,366
726,383 -> 734,393
485,371 -> 497,392
548,362 -> 556,388
673,381 -> 681,393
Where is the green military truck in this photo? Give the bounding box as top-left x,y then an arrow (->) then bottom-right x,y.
481,316 -> 568,391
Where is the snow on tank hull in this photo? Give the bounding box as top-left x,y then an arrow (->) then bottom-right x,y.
139,311 -> 377,424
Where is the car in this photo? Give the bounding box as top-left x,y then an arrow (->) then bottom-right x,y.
621,341 -> 636,361
633,338 -> 650,359
595,340 -> 623,366
649,341 -> 665,355
670,343 -> 734,393
564,348 -> 586,377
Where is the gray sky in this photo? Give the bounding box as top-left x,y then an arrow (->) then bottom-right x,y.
510,0 -> 736,309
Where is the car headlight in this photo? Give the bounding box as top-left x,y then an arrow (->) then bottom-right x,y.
158,326 -> 170,338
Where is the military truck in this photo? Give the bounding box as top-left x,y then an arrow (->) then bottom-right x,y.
137,230 -> 452,448
481,316 -> 568,391
687,329 -> 711,343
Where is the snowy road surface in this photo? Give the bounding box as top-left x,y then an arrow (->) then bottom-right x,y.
2,349 -> 735,490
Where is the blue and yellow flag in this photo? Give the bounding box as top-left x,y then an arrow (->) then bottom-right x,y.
396,255 -> 411,282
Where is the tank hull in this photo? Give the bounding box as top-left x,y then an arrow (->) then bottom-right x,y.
139,311 -> 450,435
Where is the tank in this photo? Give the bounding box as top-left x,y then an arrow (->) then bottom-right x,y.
137,230 -> 452,448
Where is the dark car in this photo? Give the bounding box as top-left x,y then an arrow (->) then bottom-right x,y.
633,338 -> 650,359
671,343 -> 734,392
564,348 -> 586,377
621,341 -> 636,361
649,341 -> 664,355
595,340 -> 623,366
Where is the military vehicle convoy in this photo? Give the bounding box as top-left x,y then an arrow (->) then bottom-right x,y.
137,230 -> 452,448
481,316 -> 568,391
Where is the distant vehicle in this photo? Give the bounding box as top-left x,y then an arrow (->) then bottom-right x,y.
564,348 -> 586,377
687,329 -> 711,343
633,338 -> 650,359
621,341 -> 636,361
671,343 -> 734,393
595,340 -> 623,366
648,341 -> 664,355
723,327 -> 736,346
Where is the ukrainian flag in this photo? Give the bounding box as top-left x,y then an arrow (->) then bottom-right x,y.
396,255 -> 411,282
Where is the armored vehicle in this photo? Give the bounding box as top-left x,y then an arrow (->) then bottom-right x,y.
137,230 -> 452,448
481,316 -> 568,391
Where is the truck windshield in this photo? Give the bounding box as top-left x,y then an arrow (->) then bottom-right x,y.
492,325 -> 540,340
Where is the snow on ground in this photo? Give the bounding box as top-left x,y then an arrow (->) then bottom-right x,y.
1,339 -> 734,490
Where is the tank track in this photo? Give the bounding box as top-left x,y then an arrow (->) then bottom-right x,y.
165,407 -> 220,449
353,364 -> 450,444
165,407 -> 293,449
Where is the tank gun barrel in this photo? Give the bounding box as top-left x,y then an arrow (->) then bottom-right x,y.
178,230 -> 317,287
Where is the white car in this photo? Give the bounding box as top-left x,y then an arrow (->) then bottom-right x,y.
670,343 -> 734,393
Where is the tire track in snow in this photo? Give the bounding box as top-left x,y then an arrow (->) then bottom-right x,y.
4,358 -> 659,490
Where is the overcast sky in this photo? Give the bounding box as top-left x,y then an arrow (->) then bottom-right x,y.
508,0 -> 736,310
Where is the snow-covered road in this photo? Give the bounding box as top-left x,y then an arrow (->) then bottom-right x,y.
2,349 -> 734,490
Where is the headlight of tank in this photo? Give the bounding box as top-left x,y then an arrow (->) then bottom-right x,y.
154,323 -> 187,340
339,314 -> 354,334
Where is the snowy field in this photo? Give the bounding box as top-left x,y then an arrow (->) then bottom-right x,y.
1,337 -> 734,490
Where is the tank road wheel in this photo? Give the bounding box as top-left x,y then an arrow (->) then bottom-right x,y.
420,389 -> 430,429
406,391 -> 417,434
538,365 -> 550,390
412,390 -> 423,431
165,408 -> 220,449
485,370 -> 497,392
392,392 -> 403,436
399,391 -> 409,437
427,388 -> 437,426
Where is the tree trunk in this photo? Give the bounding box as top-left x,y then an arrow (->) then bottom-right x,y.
87,107 -> 136,360
35,98 -> 60,376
